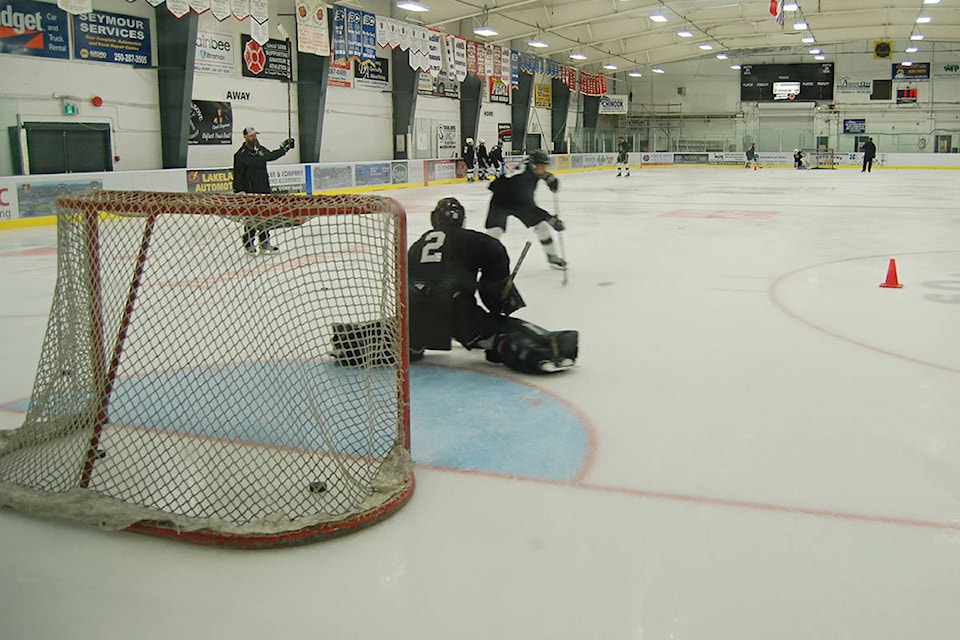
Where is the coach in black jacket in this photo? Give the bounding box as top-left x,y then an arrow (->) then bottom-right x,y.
232,126 -> 294,255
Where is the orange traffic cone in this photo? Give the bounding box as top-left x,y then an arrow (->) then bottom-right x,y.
879,258 -> 903,288
753,164 -> 758,171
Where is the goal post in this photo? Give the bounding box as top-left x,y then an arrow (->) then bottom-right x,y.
0,191 -> 414,548
801,148 -> 836,169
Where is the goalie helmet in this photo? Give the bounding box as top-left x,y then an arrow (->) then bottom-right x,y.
466,137 -> 474,144
527,149 -> 550,166
431,197 -> 466,229
478,138 -> 485,144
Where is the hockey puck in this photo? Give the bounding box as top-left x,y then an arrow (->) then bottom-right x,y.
308,481 -> 327,493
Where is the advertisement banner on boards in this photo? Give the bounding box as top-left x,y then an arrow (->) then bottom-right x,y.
189,100 -> 233,145
598,94 -> 629,114
195,31 -> 235,76
241,35 -> 291,80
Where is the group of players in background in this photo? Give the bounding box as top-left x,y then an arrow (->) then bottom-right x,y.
462,137 -> 506,182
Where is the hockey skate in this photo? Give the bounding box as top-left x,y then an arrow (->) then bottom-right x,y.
547,255 -> 567,270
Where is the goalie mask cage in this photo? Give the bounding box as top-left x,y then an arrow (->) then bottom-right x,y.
802,148 -> 836,169
0,191 -> 413,549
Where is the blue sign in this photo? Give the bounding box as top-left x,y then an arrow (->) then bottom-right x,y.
843,119 -> 866,134
72,9 -> 151,66
0,0 -> 69,59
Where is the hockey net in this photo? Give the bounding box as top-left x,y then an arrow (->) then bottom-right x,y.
0,191 -> 413,548
801,148 -> 836,169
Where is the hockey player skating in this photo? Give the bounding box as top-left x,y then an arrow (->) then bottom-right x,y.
793,148 -> 805,169
407,197 -> 578,373
476,138 -> 490,180
463,137 -> 476,181
745,143 -> 761,169
485,149 -> 567,270
488,140 -> 505,176
616,136 -> 631,177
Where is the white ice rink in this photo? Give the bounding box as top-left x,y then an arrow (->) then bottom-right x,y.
2,165 -> 959,639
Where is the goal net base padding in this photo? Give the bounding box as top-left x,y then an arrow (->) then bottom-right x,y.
0,191 -> 413,549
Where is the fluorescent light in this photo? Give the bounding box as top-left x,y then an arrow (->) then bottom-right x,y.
809,48 -> 821,54
916,16 -> 932,23
649,14 -> 667,22
905,46 -> 919,53
902,60 -> 913,66
911,33 -> 924,40
473,26 -> 498,37
528,38 -> 549,48
802,36 -> 816,43
677,30 -> 693,37
923,0 -> 941,4
569,53 -> 587,60
628,71 -> 643,77
793,21 -> 808,30
652,67 -> 665,73
814,55 -> 825,61
603,63 -> 618,70
784,2 -> 799,10
699,44 -> 713,50
731,64 -> 742,70
716,53 -> 728,60
396,1 -> 429,11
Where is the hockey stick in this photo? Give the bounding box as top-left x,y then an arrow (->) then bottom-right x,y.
277,24 -> 293,140
500,240 -> 532,302
553,191 -> 568,285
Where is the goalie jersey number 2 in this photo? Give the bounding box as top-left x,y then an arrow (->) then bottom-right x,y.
419,231 -> 446,264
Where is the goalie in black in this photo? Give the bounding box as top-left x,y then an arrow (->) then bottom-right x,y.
484,149 -> 567,270
407,197 -> 578,374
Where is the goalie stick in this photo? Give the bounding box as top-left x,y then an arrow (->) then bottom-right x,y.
554,192 -> 568,285
501,240 -> 532,302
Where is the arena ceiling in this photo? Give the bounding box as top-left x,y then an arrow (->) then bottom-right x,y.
395,0 -> 960,74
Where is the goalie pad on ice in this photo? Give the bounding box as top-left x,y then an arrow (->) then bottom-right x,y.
486,318 -> 578,374
330,319 -> 399,366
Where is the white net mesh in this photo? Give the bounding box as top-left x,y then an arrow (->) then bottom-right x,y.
0,191 -> 413,548
801,149 -> 836,169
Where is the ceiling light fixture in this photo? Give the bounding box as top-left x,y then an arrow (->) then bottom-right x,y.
784,2 -> 799,10
569,53 -> 587,60
716,53 -> 728,60
923,0 -> 941,4
473,26 -> 498,37
802,36 -> 816,43
916,16 -> 932,23
809,48 -> 821,54
902,60 -> 914,66
911,33 -> 924,40
905,46 -> 919,53
814,54 -> 826,61
628,71 -> 643,77
699,44 -> 713,50
677,30 -> 693,38
652,67 -> 665,73
396,1 -> 429,11
603,63 -> 618,70
528,38 -> 549,48
731,64 -> 742,70
793,21 -> 808,30
649,14 -> 668,22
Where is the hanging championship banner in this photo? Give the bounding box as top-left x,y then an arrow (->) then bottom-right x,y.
511,50 -> 519,90
250,17 -> 268,45
331,4 -> 346,62
453,35 -> 466,81
295,0 -> 328,56
58,0 -> 92,15
210,0 -> 229,20
376,15 -> 390,48
189,0 -> 210,14
249,0 -> 266,23
345,7 -> 362,61
398,20 -> 412,51
360,10 -> 375,65
166,0 -> 189,18
427,29 -> 441,77
231,0 -> 249,21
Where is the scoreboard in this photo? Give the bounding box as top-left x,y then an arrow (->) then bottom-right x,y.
740,63 -> 834,102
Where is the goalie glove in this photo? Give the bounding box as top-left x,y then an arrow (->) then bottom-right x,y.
479,278 -> 526,316
281,138 -> 296,151
548,215 -> 565,232
544,172 -> 559,192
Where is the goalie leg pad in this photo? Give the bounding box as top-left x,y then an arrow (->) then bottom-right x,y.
331,319 -> 399,366
490,318 -> 578,374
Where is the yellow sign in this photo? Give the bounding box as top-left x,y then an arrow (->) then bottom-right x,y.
874,41 -> 892,59
534,83 -> 552,108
